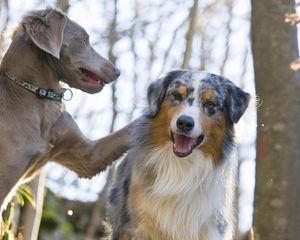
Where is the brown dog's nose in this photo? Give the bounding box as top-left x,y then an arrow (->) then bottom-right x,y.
177,115 -> 194,132
114,68 -> 121,78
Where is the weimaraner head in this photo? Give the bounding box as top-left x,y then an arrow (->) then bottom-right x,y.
21,8 -> 120,93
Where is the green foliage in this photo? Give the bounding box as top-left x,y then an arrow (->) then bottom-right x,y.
15,184 -> 36,208
3,202 -> 15,240
40,202 -> 59,231
60,223 -> 74,239
39,190 -> 75,240
39,189 -> 111,239
1,184 -> 35,240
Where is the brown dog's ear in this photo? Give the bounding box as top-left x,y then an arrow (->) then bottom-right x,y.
223,80 -> 250,123
147,78 -> 168,117
147,70 -> 185,117
23,9 -> 67,59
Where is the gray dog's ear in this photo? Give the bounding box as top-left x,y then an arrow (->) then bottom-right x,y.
147,78 -> 169,117
23,9 -> 67,59
223,80 -> 250,123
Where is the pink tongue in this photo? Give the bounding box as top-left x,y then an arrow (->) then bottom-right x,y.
173,133 -> 197,154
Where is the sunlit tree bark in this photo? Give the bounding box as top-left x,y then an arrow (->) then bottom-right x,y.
0,0 -> 9,56
22,171 -> 46,240
57,0 -> 70,12
181,0 -> 199,69
252,0 -> 300,239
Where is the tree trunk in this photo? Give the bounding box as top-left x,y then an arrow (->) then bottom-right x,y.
84,1 -> 119,238
22,171 -> 46,240
181,0 -> 199,69
57,0 -> 70,12
252,0 -> 300,239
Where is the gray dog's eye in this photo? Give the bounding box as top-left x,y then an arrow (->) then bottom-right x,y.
82,36 -> 89,44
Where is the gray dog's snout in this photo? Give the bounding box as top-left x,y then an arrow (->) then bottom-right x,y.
176,115 -> 194,132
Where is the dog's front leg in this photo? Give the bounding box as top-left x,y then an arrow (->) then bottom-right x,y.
50,112 -> 134,178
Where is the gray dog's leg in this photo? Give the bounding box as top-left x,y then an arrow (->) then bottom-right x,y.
49,112 -> 134,178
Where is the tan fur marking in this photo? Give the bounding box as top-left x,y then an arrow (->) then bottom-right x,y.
201,89 -> 215,102
177,85 -> 188,98
150,102 -> 184,148
130,184 -> 168,239
199,114 -> 227,165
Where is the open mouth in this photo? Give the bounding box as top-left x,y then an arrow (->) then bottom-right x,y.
79,67 -> 107,90
171,131 -> 205,158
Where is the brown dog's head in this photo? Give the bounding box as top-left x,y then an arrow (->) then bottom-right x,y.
21,8 -> 119,93
147,70 -> 250,164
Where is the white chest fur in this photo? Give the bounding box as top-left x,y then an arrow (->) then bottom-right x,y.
133,144 -> 235,240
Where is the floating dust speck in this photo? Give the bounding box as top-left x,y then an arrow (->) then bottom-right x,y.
256,95 -> 263,108
67,209 -> 73,216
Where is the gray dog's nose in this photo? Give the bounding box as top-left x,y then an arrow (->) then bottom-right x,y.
114,68 -> 121,78
177,115 -> 194,132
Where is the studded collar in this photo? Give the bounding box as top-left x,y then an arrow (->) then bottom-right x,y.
4,72 -> 72,101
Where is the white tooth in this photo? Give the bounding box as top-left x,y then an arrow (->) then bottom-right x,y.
173,143 -> 176,148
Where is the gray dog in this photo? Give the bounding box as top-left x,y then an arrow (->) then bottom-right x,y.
0,8 -> 134,225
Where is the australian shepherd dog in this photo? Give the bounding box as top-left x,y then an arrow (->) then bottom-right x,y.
108,70 -> 250,240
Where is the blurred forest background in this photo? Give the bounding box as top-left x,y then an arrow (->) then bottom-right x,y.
0,0 -> 299,240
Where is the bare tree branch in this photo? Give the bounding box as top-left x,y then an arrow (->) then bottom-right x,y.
199,27 -> 207,71
128,0 -> 139,121
84,1 -> 120,238
181,0 -> 199,69
159,14 -> 190,75
0,0 -> 10,56
108,0 -> 119,133
240,45 -> 250,88
220,0 -> 234,75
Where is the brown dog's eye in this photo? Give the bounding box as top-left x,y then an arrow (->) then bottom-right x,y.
206,101 -> 216,107
171,92 -> 185,105
203,100 -> 218,115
